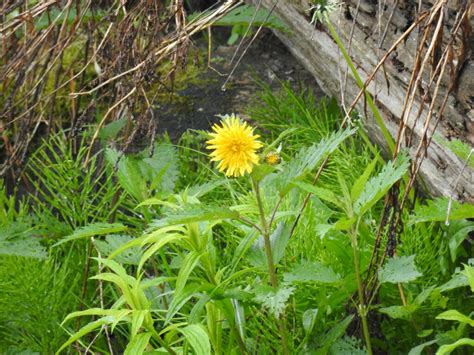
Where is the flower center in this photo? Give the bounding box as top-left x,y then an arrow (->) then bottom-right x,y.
231,141 -> 243,152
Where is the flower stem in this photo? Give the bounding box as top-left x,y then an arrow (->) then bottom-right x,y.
252,177 -> 290,355
350,227 -> 373,355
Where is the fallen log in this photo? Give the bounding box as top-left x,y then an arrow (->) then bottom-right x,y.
250,0 -> 473,202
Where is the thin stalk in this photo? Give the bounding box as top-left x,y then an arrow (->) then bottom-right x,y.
251,177 -> 290,355
350,226 -> 373,355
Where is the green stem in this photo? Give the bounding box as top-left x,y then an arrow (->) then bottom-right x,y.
325,16 -> 395,155
350,227 -> 373,355
251,177 -> 290,355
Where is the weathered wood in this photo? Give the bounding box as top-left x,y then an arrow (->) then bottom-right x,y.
250,0 -> 473,202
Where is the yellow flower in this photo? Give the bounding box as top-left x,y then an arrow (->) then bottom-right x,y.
207,114 -> 262,177
265,151 -> 281,165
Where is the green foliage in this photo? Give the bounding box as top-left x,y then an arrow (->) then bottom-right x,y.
27,133 -> 122,229
106,142 -> 179,203
434,134 -> 474,168
254,285 -> 295,318
353,152 -> 410,216
378,255 -> 422,284
0,254 -> 81,353
1,81 -> 472,354
191,4 -> 287,45
284,261 -> 340,284
410,198 -> 474,224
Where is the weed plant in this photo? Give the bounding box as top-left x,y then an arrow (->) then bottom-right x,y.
0,84 -> 473,354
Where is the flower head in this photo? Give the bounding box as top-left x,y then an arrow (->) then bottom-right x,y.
206,114 -> 262,177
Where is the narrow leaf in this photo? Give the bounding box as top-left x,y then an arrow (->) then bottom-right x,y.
54,223 -> 127,246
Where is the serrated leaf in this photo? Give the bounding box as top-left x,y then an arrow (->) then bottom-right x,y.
354,153 -> 409,216
378,255 -> 422,284
106,149 -> 148,202
284,261 -> 340,284
410,198 -> 474,224
379,305 -> 418,319
142,144 -> 178,194
462,264 -> 474,292
95,234 -> 142,265
436,310 -> 474,326
351,154 -> 379,201
316,315 -> 354,353
54,223 -> 127,246
254,285 -> 295,318
0,218 -> 48,259
275,128 -> 357,196
178,324 -> 211,355
329,335 -> 367,355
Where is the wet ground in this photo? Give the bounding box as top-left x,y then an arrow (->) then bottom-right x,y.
155,29 -> 324,140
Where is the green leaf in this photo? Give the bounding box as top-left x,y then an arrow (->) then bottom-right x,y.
408,339 -> 437,355
379,305 -> 418,320
151,206 -> 239,228
165,283 -> 205,324
270,222 -> 291,264
56,317 -> 112,354
315,315 -> 354,354
378,255 -> 422,284
438,272 -> 469,293
275,128 -> 357,196
462,264 -> 474,292
99,117 -> 128,141
95,234 -> 143,265
124,332 -> 152,355
447,221 -> 474,262
106,149 -> 148,202
175,251 -> 203,295
142,144 -> 178,194
191,4 -> 287,32
178,324 -> 211,355
284,261 -> 340,284
254,285 -> 295,318
436,310 -> 474,326
436,338 -> 474,355
0,235 -> 47,259
137,232 -> 185,271
186,179 -> 227,198
292,181 -> 343,208
54,223 -> 127,246
302,308 -> 318,334
409,198 -> 474,224
434,134 -> 474,168
351,154 -> 379,201
354,153 -> 409,216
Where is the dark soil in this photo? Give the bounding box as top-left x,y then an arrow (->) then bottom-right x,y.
155,29 -> 324,141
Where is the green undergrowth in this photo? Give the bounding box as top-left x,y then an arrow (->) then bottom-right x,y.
0,82 -> 473,354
